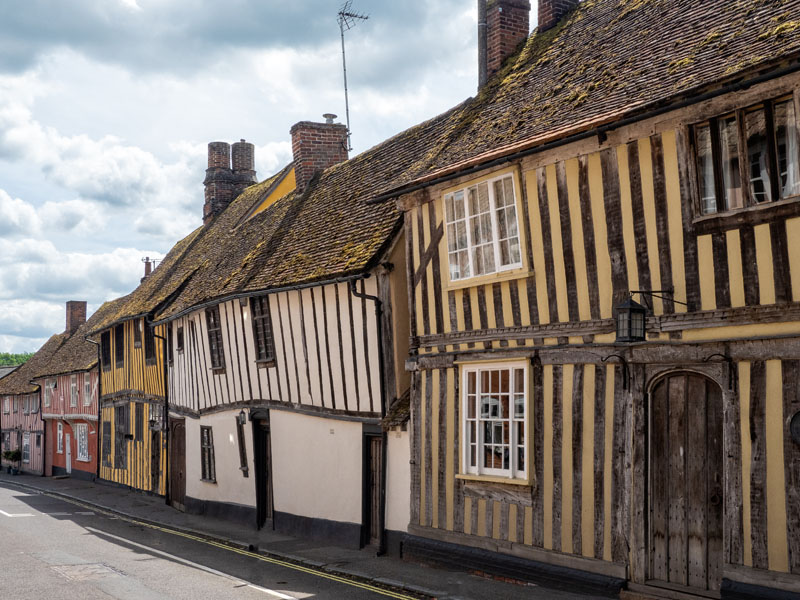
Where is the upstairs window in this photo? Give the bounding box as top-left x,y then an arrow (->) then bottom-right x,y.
251,296 -> 275,362
3,397 -> 8,414
144,323 -> 156,364
22,396 -> 29,414
694,96 -> 800,215
44,381 -> 52,408
444,173 -> 522,281
206,307 -> 225,370
83,375 -> 91,406
114,324 -> 125,368
101,331 -> 111,371
167,325 -> 174,365
176,326 -> 185,353
133,318 -> 142,348
462,361 -> 527,480
70,374 -> 78,407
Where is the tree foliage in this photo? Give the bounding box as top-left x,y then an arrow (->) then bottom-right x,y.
0,352 -> 33,366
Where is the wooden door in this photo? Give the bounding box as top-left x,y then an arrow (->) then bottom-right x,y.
366,436 -> 383,546
151,431 -> 161,493
169,419 -> 186,510
65,433 -> 72,474
254,418 -> 273,529
649,373 -> 723,593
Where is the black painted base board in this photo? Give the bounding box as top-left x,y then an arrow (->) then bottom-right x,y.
184,496 -> 256,528
274,511 -> 362,548
52,465 -> 95,482
402,534 -> 624,597
721,579 -> 800,600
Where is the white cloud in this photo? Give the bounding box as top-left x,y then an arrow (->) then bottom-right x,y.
0,189 -> 40,236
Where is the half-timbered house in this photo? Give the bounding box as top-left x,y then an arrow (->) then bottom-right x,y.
368,0 -> 800,598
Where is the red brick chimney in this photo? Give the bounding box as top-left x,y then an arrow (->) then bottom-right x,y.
232,139 -> 257,197
485,0 -> 531,80
203,142 -> 235,224
66,301 -> 87,334
538,0 -> 579,32
290,114 -> 348,193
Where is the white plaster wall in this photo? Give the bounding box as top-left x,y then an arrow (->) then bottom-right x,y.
270,410 -> 362,524
185,411 -> 256,507
385,428 -> 410,532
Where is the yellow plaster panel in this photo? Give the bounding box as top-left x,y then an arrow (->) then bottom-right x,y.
582,364 -> 596,558
697,234 -> 717,311
754,223 -> 775,306
561,364 -> 574,554
252,168 -> 296,216
787,217 -> 800,302
547,164 -> 569,322
431,369 -> 440,529
526,170 -> 551,324
765,360 -> 789,572
566,158 -> 591,321
726,229 -> 746,308
543,364 -> 554,549
446,370 -> 455,531
419,371 -> 427,526
616,146 -> 640,293
638,137 -> 664,315
412,208 -> 424,338
661,131 -> 688,312
509,504 -> 519,542
588,153 -> 613,319
517,278 -> 531,327
603,363 -> 615,562
477,499 -> 487,537
739,362 -> 753,567
524,505 -> 533,545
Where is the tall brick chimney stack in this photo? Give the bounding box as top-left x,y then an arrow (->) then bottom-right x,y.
232,139 -> 257,197
538,0 -> 579,32
290,114 -> 348,194
203,142 -> 235,224
66,301 -> 87,334
485,0 -> 531,81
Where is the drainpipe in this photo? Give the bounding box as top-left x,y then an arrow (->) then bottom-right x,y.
150,320 -> 170,505
349,274 -> 389,556
85,335 -> 102,480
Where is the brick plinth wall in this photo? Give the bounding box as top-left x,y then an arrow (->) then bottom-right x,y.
66,301 -> 87,334
486,0 -> 531,77
290,121 -> 349,193
538,0 -> 579,32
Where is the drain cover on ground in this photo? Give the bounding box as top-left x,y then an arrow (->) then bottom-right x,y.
52,563 -> 123,581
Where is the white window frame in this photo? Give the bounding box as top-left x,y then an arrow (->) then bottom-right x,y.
76,423 -> 89,461
83,374 -> 92,406
461,360 -> 528,480
31,394 -> 38,414
3,397 -> 8,414
13,397 -> 18,413
444,173 -> 523,282
44,380 -> 52,407
57,422 -> 64,454
22,432 -> 30,464
70,374 -> 78,407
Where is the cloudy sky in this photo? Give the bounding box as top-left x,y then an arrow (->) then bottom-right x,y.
0,0 -> 537,353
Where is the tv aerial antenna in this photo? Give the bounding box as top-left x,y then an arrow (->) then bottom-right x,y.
337,1 -> 368,152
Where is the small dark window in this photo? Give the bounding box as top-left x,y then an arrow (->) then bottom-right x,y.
133,318 -> 142,348
236,419 -> 249,477
36,434 -> 41,448
251,296 -> 275,362
200,426 -> 216,482
167,325 -> 174,365
102,421 -> 111,467
114,324 -> 125,368
114,405 -> 128,469
144,323 -> 156,364
135,403 -> 143,440
176,326 -> 184,352
206,307 -> 225,370
101,331 -> 112,371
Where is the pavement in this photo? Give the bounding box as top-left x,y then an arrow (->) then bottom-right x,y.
0,471 -> 601,600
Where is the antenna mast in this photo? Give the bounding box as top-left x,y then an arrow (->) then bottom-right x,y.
337,1 -> 368,152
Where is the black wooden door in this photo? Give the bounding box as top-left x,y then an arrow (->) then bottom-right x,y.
649,373 -> 723,592
366,436 -> 383,546
169,419 -> 186,510
151,431 -> 161,493
254,418 -> 273,529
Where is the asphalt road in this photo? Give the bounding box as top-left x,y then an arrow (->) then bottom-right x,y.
0,483 -> 421,600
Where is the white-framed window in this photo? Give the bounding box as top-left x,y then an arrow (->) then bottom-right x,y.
3,397 -> 9,414
22,396 -> 29,414
57,422 -> 64,454
13,397 -> 18,413
22,432 -> 30,464
76,424 -> 89,461
444,173 -> 522,281
44,380 -> 52,407
83,375 -> 92,406
70,375 -> 78,407
462,361 -> 528,479
30,394 -> 38,414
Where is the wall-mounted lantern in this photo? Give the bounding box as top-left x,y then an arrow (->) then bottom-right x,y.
237,409 -> 247,425
615,296 -> 647,342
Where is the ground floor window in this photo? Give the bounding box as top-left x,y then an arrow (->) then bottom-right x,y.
462,361 -> 528,479
76,423 -> 89,461
200,426 -> 216,482
2,432 -> 9,450
102,421 -> 111,467
22,432 -> 30,464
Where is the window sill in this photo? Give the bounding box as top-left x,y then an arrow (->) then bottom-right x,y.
211,367 -> 226,375
446,267 -> 532,291
693,195 -> 800,235
200,478 -> 217,484
77,457 -> 91,463
456,473 -> 531,486
255,359 -> 276,369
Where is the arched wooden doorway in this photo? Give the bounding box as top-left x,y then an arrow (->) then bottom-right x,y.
648,372 -> 723,594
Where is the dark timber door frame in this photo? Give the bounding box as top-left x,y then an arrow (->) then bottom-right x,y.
647,371 -> 724,596
169,418 -> 186,511
361,424 -> 383,548
252,409 -> 274,530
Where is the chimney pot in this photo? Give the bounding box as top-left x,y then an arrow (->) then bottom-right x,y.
290,119 -> 349,193
65,301 -> 87,334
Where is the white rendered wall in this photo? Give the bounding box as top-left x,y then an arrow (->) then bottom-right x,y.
385,428 -> 410,533
270,410 -> 362,525
185,411 -> 256,508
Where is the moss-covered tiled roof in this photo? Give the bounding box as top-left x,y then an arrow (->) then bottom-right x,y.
91,0 -> 800,327
382,0 -> 800,191
0,299 -> 128,395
